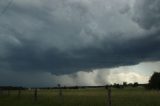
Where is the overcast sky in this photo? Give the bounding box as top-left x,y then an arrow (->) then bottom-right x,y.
0,0 -> 160,87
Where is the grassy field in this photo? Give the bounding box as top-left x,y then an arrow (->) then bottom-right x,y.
0,87 -> 160,106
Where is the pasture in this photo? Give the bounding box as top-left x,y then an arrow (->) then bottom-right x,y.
0,87 -> 160,106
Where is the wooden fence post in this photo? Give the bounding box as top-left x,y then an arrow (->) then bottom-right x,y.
108,87 -> 112,106
7,89 -> 10,96
0,88 -> 2,96
58,84 -> 62,96
18,89 -> 21,98
58,84 -> 64,105
34,88 -> 38,102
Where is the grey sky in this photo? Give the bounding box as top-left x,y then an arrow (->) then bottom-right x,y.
0,0 -> 160,86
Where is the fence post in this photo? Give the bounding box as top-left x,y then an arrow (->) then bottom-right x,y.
58,84 -> 64,105
18,89 -> 21,98
108,87 -> 112,106
34,88 -> 38,102
7,89 -> 10,96
0,88 -> 2,96
58,84 -> 62,96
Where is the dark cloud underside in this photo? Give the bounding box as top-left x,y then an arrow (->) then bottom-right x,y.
0,0 -> 160,74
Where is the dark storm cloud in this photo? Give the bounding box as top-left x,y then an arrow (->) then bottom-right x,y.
0,0 -> 160,74
2,31 -> 160,74
133,0 -> 160,29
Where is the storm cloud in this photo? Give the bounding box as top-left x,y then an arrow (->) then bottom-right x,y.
0,0 -> 160,76
133,0 -> 160,30
1,61 -> 160,87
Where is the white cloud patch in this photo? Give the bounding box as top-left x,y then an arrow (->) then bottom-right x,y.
53,61 -> 160,86
53,67 -> 149,86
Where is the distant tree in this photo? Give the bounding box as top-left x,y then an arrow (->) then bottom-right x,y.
123,82 -> 127,87
105,85 -> 110,89
113,83 -> 122,89
133,82 -> 139,87
148,72 -> 160,90
128,83 -> 133,87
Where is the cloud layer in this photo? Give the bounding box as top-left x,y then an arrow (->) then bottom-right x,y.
1,61 -> 160,87
0,0 -> 160,76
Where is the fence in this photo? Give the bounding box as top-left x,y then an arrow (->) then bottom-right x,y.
0,87 -> 112,106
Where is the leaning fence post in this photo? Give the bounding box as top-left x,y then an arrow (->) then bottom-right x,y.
34,88 -> 38,102
108,87 -> 112,106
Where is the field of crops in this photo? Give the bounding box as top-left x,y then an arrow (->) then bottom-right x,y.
0,87 -> 160,106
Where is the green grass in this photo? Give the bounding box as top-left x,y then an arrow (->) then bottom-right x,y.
0,87 -> 160,106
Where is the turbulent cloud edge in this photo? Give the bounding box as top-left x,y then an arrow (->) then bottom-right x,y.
0,0 -> 160,74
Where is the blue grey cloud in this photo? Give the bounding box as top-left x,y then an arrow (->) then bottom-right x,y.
133,0 -> 160,30
0,0 -> 160,75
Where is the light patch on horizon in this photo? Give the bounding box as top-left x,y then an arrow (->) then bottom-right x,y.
47,61 -> 160,86
0,61 -> 158,87
53,70 -> 149,86
52,61 -> 160,86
